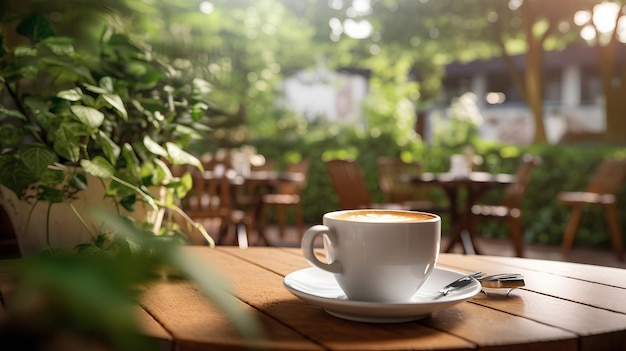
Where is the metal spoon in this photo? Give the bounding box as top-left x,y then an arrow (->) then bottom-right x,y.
437,271 -> 484,297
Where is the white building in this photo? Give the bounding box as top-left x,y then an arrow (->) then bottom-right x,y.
282,66 -> 369,124
431,44 -> 622,144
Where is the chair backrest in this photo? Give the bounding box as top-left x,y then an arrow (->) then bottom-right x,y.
324,159 -> 372,209
376,157 -> 424,203
502,154 -> 542,208
586,158 -> 626,195
277,159 -> 311,195
182,164 -> 233,220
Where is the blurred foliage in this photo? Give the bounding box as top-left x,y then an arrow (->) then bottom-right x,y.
0,209 -> 262,350
251,114 -> 626,250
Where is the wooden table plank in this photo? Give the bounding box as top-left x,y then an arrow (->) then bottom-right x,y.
134,306 -> 173,351
477,255 -> 626,289
424,303 -> 577,351
191,247 -> 476,350
140,278 -> 321,351
438,254 -> 626,351
194,247 -> 584,351
439,254 -> 626,314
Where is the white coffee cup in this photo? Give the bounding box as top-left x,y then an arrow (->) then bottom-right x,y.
301,209 -> 441,302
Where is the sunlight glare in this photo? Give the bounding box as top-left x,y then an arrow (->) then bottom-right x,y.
429,27 -> 440,39
329,0 -> 343,10
485,92 -> 506,104
580,24 -> 596,41
343,18 -> 373,39
329,17 -> 343,32
574,10 -> 591,26
508,0 -> 522,11
199,1 -> 214,14
593,2 -> 621,33
352,0 -> 372,15
369,44 -> 380,55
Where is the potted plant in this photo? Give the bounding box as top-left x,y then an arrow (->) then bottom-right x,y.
0,9 -> 261,351
0,13 -> 217,255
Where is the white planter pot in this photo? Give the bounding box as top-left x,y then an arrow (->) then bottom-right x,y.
0,175 -> 161,256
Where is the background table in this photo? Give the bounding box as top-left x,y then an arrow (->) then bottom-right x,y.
138,246 -> 626,351
412,172 -> 515,254
201,170 -> 305,246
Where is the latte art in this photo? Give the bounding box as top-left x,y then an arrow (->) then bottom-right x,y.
334,210 -> 435,223
344,213 -> 415,222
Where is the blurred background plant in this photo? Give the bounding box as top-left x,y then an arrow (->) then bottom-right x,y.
0,1 -> 261,349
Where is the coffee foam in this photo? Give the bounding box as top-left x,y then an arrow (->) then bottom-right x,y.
333,210 -> 435,223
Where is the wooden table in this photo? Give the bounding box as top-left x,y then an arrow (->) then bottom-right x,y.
411,172 -> 515,254
136,246 -> 626,351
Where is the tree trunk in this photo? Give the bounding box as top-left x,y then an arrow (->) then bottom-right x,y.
604,88 -> 626,143
516,2 -> 548,144
525,40 -> 548,144
593,6 -> 626,143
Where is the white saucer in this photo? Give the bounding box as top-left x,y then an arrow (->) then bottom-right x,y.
283,267 -> 481,323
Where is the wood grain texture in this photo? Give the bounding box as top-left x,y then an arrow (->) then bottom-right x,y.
191,247 -> 475,351
136,247 -> 626,351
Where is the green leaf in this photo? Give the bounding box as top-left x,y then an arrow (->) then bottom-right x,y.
16,13 -> 55,44
53,125 -> 80,162
0,124 -> 24,149
143,136 -> 167,157
97,131 -> 121,165
43,36 -> 75,56
38,58 -> 95,84
0,156 -> 36,197
134,97 -> 164,112
20,145 -> 58,177
57,88 -> 83,101
120,194 -> 137,212
19,65 -> 38,79
102,93 -> 128,120
138,68 -> 165,88
40,167 -> 64,186
121,144 -> 140,172
69,173 -> 88,190
70,105 -> 104,129
166,143 -> 202,170
81,157 -> 115,179
152,158 -> 171,184
13,46 -> 38,57
38,185 -> 65,203
0,105 -> 27,121
83,83 -> 109,94
100,77 -> 114,92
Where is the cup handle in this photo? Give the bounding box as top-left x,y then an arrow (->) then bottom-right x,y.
301,225 -> 342,273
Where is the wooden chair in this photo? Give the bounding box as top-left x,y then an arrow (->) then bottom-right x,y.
260,159 -> 310,240
559,158 -> 626,261
469,154 -> 542,257
324,159 -> 412,210
376,156 -> 447,212
181,165 -> 254,249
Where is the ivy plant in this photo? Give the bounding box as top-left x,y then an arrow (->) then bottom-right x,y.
0,13 -> 215,246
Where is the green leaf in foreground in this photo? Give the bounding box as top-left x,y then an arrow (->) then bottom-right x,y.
91,208 -> 264,343
81,157 -> 115,179
70,105 -> 105,129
